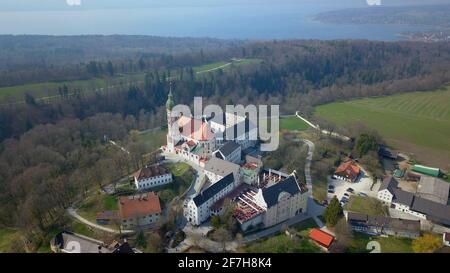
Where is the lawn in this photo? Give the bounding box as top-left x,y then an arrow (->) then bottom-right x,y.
78,194 -> 118,222
242,233 -> 322,253
138,129 -> 167,152
314,88 -> 450,169
347,233 -> 413,253
344,196 -> 388,216
0,228 -> 19,253
153,162 -> 195,204
69,220 -> 97,238
242,218 -> 321,253
280,116 -> 310,131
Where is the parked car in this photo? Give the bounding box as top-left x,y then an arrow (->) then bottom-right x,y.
346,188 -> 354,193
358,192 -> 368,197
328,189 -> 335,194
343,193 -> 350,197
328,185 -> 335,189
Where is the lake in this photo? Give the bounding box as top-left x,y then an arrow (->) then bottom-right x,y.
0,0 -> 431,40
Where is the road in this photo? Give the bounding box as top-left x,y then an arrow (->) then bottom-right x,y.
67,208 -> 134,234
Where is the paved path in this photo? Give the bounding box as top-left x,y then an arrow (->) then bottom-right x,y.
295,111 -> 351,141
67,208 -> 135,234
196,62 -> 233,74
109,140 -> 130,154
302,139 -> 315,193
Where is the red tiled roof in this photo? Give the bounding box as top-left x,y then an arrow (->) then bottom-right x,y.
242,162 -> 258,170
309,228 -> 334,248
134,164 -> 169,181
118,193 -> 161,219
177,115 -> 215,141
334,160 -> 361,180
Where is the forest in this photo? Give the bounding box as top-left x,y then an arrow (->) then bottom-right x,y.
2,36 -> 450,251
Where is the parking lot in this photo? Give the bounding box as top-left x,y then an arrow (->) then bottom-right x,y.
326,171 -> 379,206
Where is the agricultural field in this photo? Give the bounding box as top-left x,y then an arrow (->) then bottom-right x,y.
0,58 -> 261,103
0,73 -> 144,103
315,88 -> 450,170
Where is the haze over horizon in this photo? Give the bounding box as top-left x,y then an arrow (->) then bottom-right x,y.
0,0 -> 448,39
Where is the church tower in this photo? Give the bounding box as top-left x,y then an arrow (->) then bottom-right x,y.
166,83 -> 176,152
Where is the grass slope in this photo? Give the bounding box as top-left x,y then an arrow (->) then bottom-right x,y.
0,228 -> 19,253
315,88 -> 450,169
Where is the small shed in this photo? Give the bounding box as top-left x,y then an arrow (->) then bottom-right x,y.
309,228 -> 335,249
412,165 -> 441,177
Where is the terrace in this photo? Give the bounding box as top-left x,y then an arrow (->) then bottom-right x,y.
258,169 -> 289,189
233,189 -> 266,224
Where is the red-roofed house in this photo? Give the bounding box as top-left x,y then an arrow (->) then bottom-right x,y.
118,193 -> 161,229
309,228 -> 335,249
333,160 -> 361,182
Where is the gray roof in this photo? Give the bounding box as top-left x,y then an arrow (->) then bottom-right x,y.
416,176 -> 450,205
347,212 -> 368,222
54,231 -> 112,253
348,212 -> 420,233
193,173 -> 235,206
411,196 -> 450,226
204,157 -> 240,177
379,176 -> 398,194
392,189 -> 415,207
262,176 -> 301,208
216,141 -> 241,158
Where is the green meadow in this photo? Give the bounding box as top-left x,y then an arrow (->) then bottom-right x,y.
280,116 -> 310,131
315,88 -> 450,169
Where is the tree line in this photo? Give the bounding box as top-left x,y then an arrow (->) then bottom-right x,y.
2,38 -> 450,251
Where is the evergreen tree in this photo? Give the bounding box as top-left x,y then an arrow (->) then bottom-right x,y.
324,196 -> 343,227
